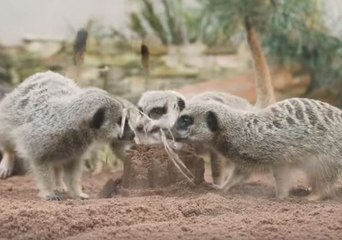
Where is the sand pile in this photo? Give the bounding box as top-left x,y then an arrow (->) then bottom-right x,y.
99,144 -> 205,198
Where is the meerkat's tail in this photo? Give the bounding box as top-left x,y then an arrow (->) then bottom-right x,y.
244,17 -> 276,108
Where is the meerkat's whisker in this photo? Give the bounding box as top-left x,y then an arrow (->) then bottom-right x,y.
138,109 -> 152,121
166,128 -> 175,142
160,130 -> 195,185
126,109 -> 140,144
120,108 -> 128,138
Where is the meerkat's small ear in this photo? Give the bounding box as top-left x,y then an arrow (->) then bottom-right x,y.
206,111 -> 219,132
177,98 -> 186,111
90,107 -> 106,129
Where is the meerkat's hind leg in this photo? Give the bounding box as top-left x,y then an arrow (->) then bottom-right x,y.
32,161 -> 62,201
63,158 -> 89,200
0,151 -> 15,179
209,150 -> 225,185
53,166 -> 67,193
218,165 -> 250,192
272,164 -> 295,199
304,157 -> 339,201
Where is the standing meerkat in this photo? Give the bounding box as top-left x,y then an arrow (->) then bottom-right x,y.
0,71 -> 133,200
171,98 -> 342,200
135,17 -> 275,184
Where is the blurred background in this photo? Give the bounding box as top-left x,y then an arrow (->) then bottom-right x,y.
0,0 -> 341,107
1,0 -> 342,172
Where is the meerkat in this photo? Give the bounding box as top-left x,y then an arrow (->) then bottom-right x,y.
110,96 -> 140,161
135,17 -> 275,184
136,90 -> 186,143
171,98 -> 342,200
0,71 -> 133,200
0,86 -> 13,179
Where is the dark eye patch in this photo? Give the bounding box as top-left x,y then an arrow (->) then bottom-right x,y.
206,111 -> 219,132
91,107 -> 106,129
117,116 -> 129,127
177,115 -> 194,130
177,98 -> 186,111
149,106 -> 167,119
117,116 -> 122,125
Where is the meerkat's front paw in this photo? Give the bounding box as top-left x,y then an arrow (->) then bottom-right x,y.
55,182 -> 68,193
306,194 -> 323,201
208,183 -> 223,191
275,194 -> 290,200
54,186 -> 67,193
44,193 -> 63,201
77,192 -> 89,200
0,166 -> 13,179
69,190 -> 89,200
0,157 -> 14,179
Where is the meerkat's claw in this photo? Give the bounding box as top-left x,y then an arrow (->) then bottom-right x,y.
45,194 -> 63,201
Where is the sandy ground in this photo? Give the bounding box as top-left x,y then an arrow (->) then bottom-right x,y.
1,169 -> 342,240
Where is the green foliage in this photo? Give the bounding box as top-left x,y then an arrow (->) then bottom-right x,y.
200,0 -> 342,88
265,0 -> 342,88
129,0 -> 230,46
200,0 -> 273,32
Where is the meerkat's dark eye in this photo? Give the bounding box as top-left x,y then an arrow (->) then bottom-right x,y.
177,115 -> 194,130
149,106 -> 167,119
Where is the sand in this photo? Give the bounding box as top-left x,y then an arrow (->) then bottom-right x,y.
1,169 -> 342,240
119,144 -> 205,197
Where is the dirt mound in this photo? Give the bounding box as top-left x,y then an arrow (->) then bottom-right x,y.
98,144 -> 205,198
121,144 -> 204,195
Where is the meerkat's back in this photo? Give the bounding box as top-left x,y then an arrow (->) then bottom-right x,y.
189,91 -> 253,111
0,71 -> 80,126
249,98 -> 342,158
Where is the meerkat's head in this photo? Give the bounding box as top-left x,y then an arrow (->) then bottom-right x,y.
75,88 -> 135,142
135,90 -> 186,143
171,101 -> 223,145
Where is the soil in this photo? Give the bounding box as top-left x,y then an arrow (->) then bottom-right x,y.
119,144 -> 205,197
1,168 -> 342,240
